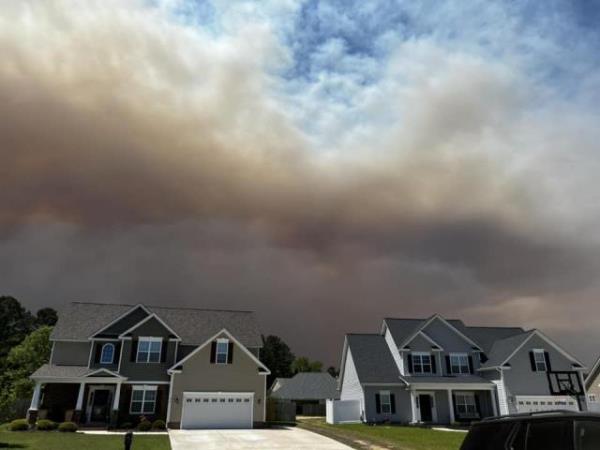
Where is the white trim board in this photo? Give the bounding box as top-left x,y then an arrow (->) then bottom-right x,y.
167,328 -> 270,374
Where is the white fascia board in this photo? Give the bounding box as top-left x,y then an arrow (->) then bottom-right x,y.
86,368 -> 126,379
88,304 -> 152,338
398,314 -> 482,351
409,382 -> 494,390
167,328 -> 270,374
117,313 -> 181,340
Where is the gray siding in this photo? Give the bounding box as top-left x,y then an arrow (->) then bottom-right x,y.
363,386 -> 412,423
118,316 -> 176,382
99,306 -> 150,337
51,341 -> 90,366
89,340 -> 121,371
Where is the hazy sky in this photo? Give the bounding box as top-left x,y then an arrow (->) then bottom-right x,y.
2,0 -> 600,367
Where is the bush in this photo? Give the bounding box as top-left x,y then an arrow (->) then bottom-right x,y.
58,421 -> 78,432
120,422 -> 133,430
9,419 -> 29,431
151,419 -> 166,430
137,420 -> 152,431
36,419 -> 57,431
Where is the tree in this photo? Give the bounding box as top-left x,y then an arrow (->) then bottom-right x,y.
292,356 -> 323,374
35,307 -> 58,327
327,366 -> 339,378
0,326 -> 52,421
0,297 -> 34,361
260,335 -> 295,388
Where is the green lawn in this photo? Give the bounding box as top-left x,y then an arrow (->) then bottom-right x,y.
298,418 -> 466,450
0,431 -> 171,450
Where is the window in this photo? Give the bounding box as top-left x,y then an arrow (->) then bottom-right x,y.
130,385 -> 157,414
455,393 -> 477,418
450,354 -> 470,374
380,391 -> 392,414
137,337 -> 161,363
533,349 -> 547,372
216,339 -> 229,364
100,343 -> 115,364
412,353 -> 433,374
589,394 -> 597,403
576,420 -> 600,450
526,420 -> 573,450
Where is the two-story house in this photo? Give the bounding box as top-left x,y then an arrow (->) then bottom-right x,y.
338,314 -> 587,424
27,302 -> 270,429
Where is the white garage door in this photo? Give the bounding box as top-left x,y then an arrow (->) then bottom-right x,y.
181,392 -> 254,429
515,395 -> 579,413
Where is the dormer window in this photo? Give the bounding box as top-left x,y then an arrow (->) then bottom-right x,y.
449,353 -> 470,374
137,337 -> 162,363
216,339 -> 229,364
411,353 -> 434,374
100,343 -> 115,364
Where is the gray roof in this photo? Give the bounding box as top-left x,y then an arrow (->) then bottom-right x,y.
51,302 -> 263,347
346,334 -> 403,384
31,364 -> 96,379
401,375 -> 494,385
461,326 -> 526,354
480,330 -> 535,369
270,373 -> 339,400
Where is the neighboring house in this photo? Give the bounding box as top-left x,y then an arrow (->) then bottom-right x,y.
269,372 -> 339,415
584,356 -> 600,412
28,302 -> 270,429
338,314 -> 587,425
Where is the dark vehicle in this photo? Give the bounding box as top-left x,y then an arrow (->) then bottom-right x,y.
460,411 -> 600,450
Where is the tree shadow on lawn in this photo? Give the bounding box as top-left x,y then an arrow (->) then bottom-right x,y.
0,444 -> 26,448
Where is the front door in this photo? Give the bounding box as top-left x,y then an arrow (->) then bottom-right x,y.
419,394 -> 433,422
90,389 -> 111,423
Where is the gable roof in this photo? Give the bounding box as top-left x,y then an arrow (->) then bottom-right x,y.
479,330 -> 536,369
345,334 -> 403,384
459,326 -> 526,354
586,356 -> 600,389
51,302 -> 263,347
269,373 -> 339,400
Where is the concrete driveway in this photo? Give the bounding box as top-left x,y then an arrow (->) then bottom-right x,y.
169,427 -> 352,449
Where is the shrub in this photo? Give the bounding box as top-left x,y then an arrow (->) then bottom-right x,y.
137,420 -> 152,431
36,419 -> 57,431
9,419 -> 29,431
58,421 -> 78,432
120,422 -> 133,430
151,419 -> 166,430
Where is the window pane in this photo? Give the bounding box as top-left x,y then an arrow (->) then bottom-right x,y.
143,401 -> 155,413
576,420 -> 600,450
132,390 -> 144,401
217,353 -> 227,364
148,351 -> 160,362
144,390 -> 157,401
527,420 -> 572,450
138,341 -> 150,352
137,351 -> 149,362
217,341 -> 228,353
150,341 -> 161,352
131,401 -> 142,413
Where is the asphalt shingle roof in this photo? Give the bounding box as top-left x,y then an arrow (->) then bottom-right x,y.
480,330 -> 536,369
51,302 -> 263,347
270,373 -> 339,400
346,334 -> 403,384
31,364 -> 93,379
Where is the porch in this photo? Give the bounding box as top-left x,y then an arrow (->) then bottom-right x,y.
409,385 -> 497,425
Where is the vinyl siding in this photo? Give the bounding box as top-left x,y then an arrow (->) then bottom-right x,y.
340,348 -> 364,406
51,341 -> 90,366
363,386 -> 412,423
384,328 -> 405,375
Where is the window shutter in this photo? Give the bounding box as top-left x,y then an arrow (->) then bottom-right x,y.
468,356 -> 474,374
474,394 -> 481,416
431,355 -> 437,374
210,341 -> 216,364
161,339 -> 167,363
529,351 -> 537,371
407,354 -> 413,373
94,343 -> 102,363
375,394 -> 381,414
445,355 -> 451,374
114,342 -> 121,363
130,339 -> 138,362
227,342 -> 234,364
390,393 -> 396,414
544,352 -> 552,372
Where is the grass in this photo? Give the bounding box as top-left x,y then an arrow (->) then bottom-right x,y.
0,430 -> 171,450
298,417 -> 466,450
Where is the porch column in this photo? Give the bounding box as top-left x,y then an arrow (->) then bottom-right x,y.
29,381 -> 43,410
113,382 -> 122,410
410,391 -> 418,423
490,389 -> 498,416
447,389 -> 455,424
73,382 -> 85,424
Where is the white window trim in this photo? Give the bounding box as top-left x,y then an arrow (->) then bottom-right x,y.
100,343 -> 115,364
379,390 -> 392,415
412,352 -> 433,374
454,392 -> 477,418
533,349 -> 547,372
136,337 -> 162,364
449,353 -> 470,375
129,385 -> 158,415
215,338 -> 229,365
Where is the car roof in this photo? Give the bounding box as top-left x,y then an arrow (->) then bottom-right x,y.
476,411 -> 600,425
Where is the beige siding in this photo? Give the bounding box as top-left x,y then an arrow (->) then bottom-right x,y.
169,332 -> 266,425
